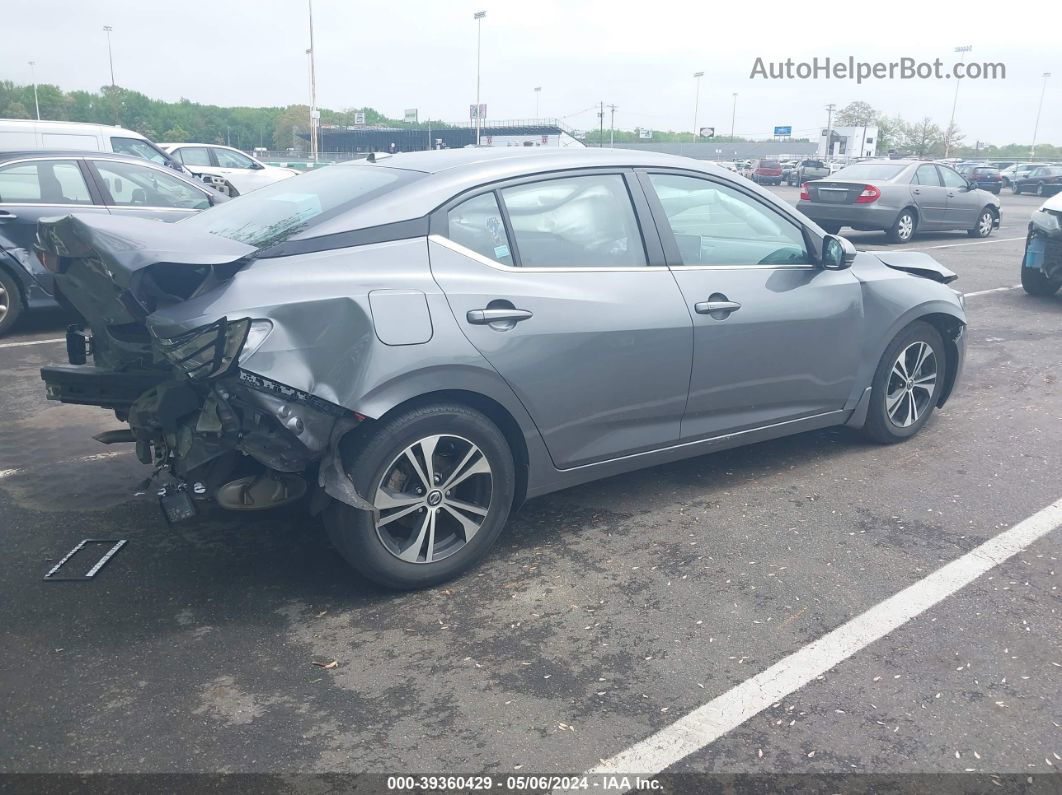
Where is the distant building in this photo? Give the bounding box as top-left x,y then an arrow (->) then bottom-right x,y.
308,119 -> 584,154
818,126 -> 878,159
610,141 -> 818,161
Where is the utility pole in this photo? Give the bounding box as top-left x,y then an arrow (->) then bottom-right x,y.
474,11 -> 486,146
607,104 -> 617,147
27,61 -> 40,120
730,92 -> 738,142
692,71 -> 704,136
307,1 -> 319,161
534,86 -> 542,118
824,103 -> 836,159
598,101 -> 604,148
945,45 -> 972,158
102,26 -> 116,86
1031,72 -> 1051,159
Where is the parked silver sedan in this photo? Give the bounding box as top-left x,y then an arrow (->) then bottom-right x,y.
797,160 -> 1001,243
37,148 -> 966,588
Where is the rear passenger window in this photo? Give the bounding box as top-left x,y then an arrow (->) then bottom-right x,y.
447,192 -> 514,265
0,160 -> 92,204
176,147 -> 213,167
500,174 -> 647,267
913,165 -> 942,186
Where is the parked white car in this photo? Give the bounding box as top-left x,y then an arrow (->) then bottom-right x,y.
0,118 -> 186,173
160,143 -> 299,195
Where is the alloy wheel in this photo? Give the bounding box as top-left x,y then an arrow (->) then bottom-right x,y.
978,211 -> 993,237
373,434 -> 493,564
0,283 -> 8,324
885,341 -> 938,428
897,213 -> 914,241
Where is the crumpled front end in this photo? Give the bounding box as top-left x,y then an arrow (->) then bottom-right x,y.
1024,196 -> 1062,282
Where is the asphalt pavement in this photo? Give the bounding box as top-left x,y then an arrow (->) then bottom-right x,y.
0,187 -> 1058,788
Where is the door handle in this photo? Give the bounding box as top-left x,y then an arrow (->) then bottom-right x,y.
695,300 -> 741,315
0,210 -> 17,221
466,308 -> 533,325
912,188 -> 921,194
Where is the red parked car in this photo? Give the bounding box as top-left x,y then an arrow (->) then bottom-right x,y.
748,158 -> 783,185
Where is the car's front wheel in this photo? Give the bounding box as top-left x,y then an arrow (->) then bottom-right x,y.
324,402 -> 515,589
820,222 -> 842,235
0,268 -> 24,337
967,208 -> 995,238
863,321 -> 946,444
886,209 -> 917,243
1021,265 -> 1062,296
1012,184 -> 1023,194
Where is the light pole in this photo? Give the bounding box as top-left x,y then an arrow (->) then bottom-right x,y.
608,104 -> 617,146
945,45 -> 972,158
692,71 -> 704,137
534,86 -> 541,118
1030,72 -> 1051,159
824,103 -> 836,159
729,92 -> 738,143
27,61 -> 40,120
474,11 -> 486,145
306,0 -> 319,161
102,26 -> 115,86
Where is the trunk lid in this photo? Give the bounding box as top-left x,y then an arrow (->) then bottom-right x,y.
38,213 -> 256,369
805,180 -> 872,205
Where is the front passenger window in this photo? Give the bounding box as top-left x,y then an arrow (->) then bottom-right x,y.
647,173 -> 811,266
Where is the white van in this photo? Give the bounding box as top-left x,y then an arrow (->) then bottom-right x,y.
0,119 -> 187,173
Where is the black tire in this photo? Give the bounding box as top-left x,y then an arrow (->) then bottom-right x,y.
967,207 -> 995,238
886,209 -> 917,244
1012,184 -> 1022,195
863,321 -> 946,444
1021,265 -> 1062,296
820,222 -> 842,235
0,267 -> 24,338
324,402 -> 515,590
1038,184 -> 1048,197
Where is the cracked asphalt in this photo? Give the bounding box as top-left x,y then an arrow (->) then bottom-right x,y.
0,188 -> 1058,782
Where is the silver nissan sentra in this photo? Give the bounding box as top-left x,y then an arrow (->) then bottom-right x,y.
38,147 -> 966,588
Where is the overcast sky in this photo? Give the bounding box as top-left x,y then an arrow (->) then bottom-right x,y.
3,0 -> 1058,145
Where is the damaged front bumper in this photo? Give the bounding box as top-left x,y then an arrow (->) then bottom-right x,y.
1023,200 -> 1062,281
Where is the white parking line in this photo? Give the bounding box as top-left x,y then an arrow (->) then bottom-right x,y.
585,497 -> 1062,778
964,284 -> 1022,298
0,337 -> 64,349
927,236 -> 1026,250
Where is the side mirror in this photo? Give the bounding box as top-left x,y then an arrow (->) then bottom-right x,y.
821,234 -> 856,270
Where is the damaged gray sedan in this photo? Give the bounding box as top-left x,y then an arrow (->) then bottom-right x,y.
37,148 -> 966,589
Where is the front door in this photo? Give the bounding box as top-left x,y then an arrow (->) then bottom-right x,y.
0,157 -> 109,296
429,171 -> 693,469
640,170 -> 863,440
939,165 -> 980,227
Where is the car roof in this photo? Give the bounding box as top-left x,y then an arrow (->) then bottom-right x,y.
0,149 -> 165,163
292,147 -> 774,240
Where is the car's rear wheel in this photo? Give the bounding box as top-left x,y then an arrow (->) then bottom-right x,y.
1021,265 -> 1062,296
0,268 -> 24,338
863,321 -> 946,444
886,209 -> 917,243
324,402 -> 515,590
967,208 -> 995,238
1038,184 -> 1049,197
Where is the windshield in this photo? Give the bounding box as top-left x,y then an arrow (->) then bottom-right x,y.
831,164 -> 907,181
178,164 -> 418,247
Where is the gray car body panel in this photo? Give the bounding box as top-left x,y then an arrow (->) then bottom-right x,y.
40,148 -> 967,505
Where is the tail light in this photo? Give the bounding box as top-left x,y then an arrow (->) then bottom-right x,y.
855,184 -> 881,204
800,182 -> 810,200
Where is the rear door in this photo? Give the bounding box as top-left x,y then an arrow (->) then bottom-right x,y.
940,165 -> 980,227
429,169 -> 694,469
640,170 -> 863,440
909,164 -> 948,227
0,157 -> 108,295
86,158 -> 213,223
